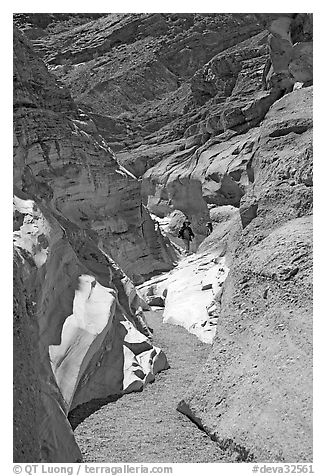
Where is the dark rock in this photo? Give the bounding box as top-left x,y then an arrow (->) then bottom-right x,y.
147,295 -> 165,307
240,200 -> 258,229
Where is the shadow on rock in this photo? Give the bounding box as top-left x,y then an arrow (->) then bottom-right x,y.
68,394 -> 123,430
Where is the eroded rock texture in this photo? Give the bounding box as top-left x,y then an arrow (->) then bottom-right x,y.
13,27 -> 171,462
13,28 -> 176,285
14,246 -> 82,463
13,176 -> 169,463
140,13 -> 313,240
13,12 -> 313,463
178,87 -> 313,462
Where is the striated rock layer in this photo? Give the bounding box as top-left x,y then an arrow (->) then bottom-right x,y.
13,28 -> 171,462
25,13 -> 267,148
13,28 -> 176,285
141,13 -> 313,242
13,13 -> 313,463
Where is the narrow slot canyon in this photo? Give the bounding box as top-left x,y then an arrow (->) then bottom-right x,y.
13,12 -> 313,465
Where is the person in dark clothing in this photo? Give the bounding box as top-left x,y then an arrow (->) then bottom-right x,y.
178,220 -> 195,253
206,221 -> 213,236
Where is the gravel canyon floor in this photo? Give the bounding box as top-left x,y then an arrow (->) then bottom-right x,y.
70,310 -> 227,463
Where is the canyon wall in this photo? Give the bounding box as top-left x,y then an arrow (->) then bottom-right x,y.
178,86 -> 313,462
19,13 -> 270,154
13,13 -> 313,463
141,14 -> 312,241
14,28 -> 176,285
13,27 -> 171,462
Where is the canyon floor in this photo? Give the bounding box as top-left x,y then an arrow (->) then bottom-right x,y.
70,309 -> 227,463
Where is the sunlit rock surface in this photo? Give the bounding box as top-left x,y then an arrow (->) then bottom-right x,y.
138,248 -> 230,344
14,193 -> 169,461
13,13 -> 313,463
13,27 -> 171,462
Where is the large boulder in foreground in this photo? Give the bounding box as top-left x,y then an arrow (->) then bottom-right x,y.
178,87 -> 313,462
14,193 -> 169,461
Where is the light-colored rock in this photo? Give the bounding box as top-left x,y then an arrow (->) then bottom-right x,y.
138,252 -> 229,344
162,254 -> 229,343
208,204 -> 238,223
142,127 -> 259,243
202,263 -> 229,293
117,139 -> 184,178
14,198 -> 82,463
14,193 -> 170,459
14,250 -> 81,463
150,211 -> 190,255
141,15 -> 313,244
136,273 -> 171,308
49,274 -> 117,410
13,13 -> 313,464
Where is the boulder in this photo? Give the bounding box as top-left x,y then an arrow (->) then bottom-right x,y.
147,295 -> 165,307
14,193 -> 169,460
138,251 -> 230,344
162,253 -> 229,344
208,204 -> 238,223
289,42 -> 313,84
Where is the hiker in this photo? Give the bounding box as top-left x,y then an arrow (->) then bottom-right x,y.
153,219 -> 160,232
178,220 -> 194,253
206,221 -> 213,236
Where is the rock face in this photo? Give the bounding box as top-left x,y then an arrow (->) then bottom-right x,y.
13,13 -> 313,464
178,87 -> 313,462
13,28 -> 171,462
13,28 -> 176,285
140,13 -> 312,241
142,128 -> 260,239
138,251 -> 230,343
22,14 -> 269,150
14,250 -> 44,463
13,13 -> 106,39
13,183 -> 169,462
13,243 -> 82,463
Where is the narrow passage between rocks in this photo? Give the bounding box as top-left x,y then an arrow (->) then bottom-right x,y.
71,310 -> 227,463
